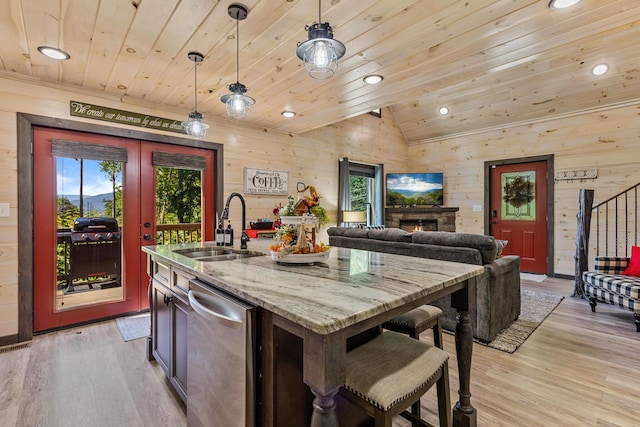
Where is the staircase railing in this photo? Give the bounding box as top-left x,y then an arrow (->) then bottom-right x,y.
592,183 -> 639,257
573,183 -> 639,297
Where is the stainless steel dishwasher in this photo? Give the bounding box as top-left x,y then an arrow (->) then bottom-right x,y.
187,279 -> 258,427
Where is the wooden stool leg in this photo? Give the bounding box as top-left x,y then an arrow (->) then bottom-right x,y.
433,317 -> 443,349
437,364 -> 452,427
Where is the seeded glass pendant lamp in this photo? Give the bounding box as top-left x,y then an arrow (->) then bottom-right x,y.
182,52 -> 210,137
220,4 -> 255,119
296,0 -> 346,80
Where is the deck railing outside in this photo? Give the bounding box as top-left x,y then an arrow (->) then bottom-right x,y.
156,223 -> 202,245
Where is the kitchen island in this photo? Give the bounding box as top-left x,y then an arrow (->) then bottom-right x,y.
143,240 -> 484,427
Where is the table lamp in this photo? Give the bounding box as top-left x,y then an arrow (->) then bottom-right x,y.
342,210 -> 367,227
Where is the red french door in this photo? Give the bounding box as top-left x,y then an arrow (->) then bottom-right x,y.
490,161 -> 548,274
33,127 -> 215,331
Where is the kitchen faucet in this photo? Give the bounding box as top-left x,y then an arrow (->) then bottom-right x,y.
221,192 -> 250,249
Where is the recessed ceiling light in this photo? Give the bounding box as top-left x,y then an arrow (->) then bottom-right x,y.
548,0 -> 581,9
592,63 -> 609,76
363,74 -> 384,85
281,111 -> 296,118
37,46 -> 70,60
439,106 -> 449,115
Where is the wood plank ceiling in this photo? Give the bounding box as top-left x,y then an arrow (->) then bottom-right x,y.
1,0 -> 639,143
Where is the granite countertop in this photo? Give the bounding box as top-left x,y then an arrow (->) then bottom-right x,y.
142,240 -> 484,335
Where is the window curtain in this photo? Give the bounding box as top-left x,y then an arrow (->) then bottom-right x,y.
338,158 -> 351,225
373,163 -> 384,226
337,158 -> 385,227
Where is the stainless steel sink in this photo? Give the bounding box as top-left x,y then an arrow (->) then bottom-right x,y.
174,247 -> 264,262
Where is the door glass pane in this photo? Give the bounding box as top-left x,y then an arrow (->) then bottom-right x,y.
155,167 -> 202,244
501,171 -> 536,221
56,158 -> 124,310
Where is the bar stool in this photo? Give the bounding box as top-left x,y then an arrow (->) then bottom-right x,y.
340,330 -> 451,427
383,305 -> 444,348
382,305 -> 445,420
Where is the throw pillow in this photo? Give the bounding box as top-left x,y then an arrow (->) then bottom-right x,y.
495,239 -> 508,258
622,245 -> 640,276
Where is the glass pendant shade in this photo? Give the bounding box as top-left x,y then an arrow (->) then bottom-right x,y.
296,22 -> 345,80
221,83 -> 255,119
183,51 -> 208,138
221,4 -> 255,119
182,111 -> 209,137
296,0 -> 346,80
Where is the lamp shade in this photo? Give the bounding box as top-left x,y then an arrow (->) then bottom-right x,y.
343,211 -> 366,223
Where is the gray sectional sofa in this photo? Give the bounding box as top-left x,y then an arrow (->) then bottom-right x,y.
327,227 -> 521,342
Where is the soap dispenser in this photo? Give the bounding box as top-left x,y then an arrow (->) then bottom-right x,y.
215,220 -> 225,246
224,223 -> 234,246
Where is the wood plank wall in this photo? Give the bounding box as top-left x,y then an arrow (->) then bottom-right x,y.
0,76 -> 407,338
407,103 -> 640,276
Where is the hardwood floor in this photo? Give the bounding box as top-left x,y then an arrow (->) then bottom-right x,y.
0,320 -> 186,427
1,277 -> 638,427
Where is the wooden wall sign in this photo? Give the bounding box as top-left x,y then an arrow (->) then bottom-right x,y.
70,101 -> 186,134
244,168 -> 288,195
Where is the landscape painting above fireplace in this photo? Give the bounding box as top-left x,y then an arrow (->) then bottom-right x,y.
386,173 -> 444,206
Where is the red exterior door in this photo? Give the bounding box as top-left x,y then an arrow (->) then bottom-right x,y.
490,161 -> 548,274
33,128 -> 216,331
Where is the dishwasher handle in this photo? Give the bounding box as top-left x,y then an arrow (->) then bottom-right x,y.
188,290 -> 244,329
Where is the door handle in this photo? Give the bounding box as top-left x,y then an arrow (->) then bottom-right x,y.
143,233 -> 152,241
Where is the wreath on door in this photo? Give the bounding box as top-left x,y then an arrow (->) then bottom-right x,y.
503,176 -> 534,208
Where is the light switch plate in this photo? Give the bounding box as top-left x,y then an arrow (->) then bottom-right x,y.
472,204 -> 482,212
0,203 -> 10,217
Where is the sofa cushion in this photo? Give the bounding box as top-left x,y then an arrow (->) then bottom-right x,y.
583,272 -> 640,300
495,240 -> 508,258
343,228 -> 370,238
594,257 -> 629,275
368,228 -> 412,243
411,231 -> 498,264
622,246 -> 640,277
327,226 -> 346,236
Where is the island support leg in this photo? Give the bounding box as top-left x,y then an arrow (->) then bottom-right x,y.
451,279 -> 477,427
309,386 -> 340,427
304,332 -> 344,427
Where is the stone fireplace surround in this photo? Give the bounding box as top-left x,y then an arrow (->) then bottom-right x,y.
385,207 -> 459,232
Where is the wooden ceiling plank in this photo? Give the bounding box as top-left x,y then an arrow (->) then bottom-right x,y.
59,0 -> 100,86
0,0 -> 31,75
82,1 -> 137,91
106,0 -> 181,96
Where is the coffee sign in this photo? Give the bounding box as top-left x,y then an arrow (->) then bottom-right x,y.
244,168 -> 288,195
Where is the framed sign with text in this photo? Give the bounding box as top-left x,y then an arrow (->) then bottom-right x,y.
244,168 -> 288,195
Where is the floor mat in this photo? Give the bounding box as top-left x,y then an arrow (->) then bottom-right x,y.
520,272 -> 547,282
116,313 -> 150,342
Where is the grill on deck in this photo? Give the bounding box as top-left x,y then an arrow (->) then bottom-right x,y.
66,217 -> 122,293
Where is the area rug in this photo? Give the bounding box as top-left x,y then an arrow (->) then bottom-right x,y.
487,290 -> 563,353
116,313 -> 150,342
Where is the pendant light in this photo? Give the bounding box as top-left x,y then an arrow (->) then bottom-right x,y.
220,4 -> 255,119
296,0 -> 346,80
182,52 -> 210,137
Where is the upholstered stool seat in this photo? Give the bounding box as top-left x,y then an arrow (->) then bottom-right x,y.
341,331 -> 451,427
383,304 -> 444,347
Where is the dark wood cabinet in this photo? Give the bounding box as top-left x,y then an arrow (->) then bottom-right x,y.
148,257 -> 192,404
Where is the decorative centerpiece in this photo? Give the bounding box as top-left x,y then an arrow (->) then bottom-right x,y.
269,183 -> 330,263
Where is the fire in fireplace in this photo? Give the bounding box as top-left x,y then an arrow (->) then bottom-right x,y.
399,219 -> 437,232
